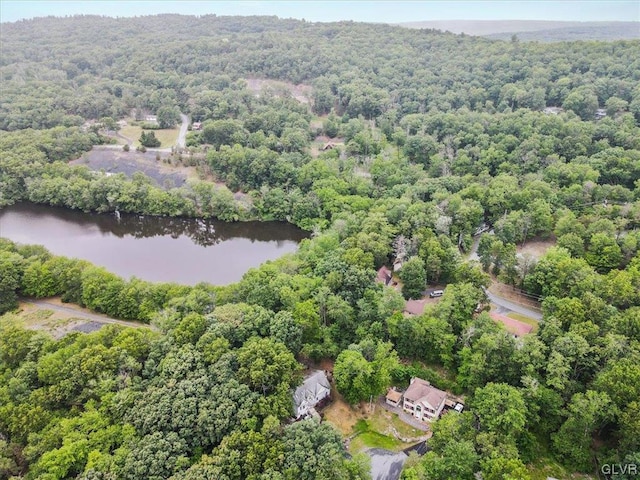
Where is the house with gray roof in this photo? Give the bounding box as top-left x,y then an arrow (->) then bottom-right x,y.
293,370 -> 331,420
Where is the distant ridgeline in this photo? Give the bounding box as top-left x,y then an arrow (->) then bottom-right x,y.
484,22 -> 640,42
398,20 -> 640,42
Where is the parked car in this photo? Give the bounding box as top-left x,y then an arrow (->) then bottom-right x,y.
429,290 -> 444,298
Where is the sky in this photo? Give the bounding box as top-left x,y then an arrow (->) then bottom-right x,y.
1,0 -> 639,24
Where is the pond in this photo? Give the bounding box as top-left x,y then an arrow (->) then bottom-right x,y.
0,203 -> 308,285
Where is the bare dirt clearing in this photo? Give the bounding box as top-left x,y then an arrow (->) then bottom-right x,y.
516,237 -> 556,259
245,78 -> 313,104
14,298 -> 154,338
323,392 -> 426,452
71,147 -> 191,188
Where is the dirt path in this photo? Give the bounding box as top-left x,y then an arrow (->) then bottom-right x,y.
116,131 -> 133,145
176,113 -> 189,150
22,298 -> 156,331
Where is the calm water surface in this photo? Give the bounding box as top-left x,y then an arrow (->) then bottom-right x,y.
0,203 -> 308,285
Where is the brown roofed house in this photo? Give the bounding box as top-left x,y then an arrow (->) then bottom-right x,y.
376,266 -> 393,286
402,377 -> 447,421
404,298 -> 427,316
489,311 -> 533,338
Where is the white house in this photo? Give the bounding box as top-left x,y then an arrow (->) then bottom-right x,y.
402,377 -> 447,422
293,370 -> 331,419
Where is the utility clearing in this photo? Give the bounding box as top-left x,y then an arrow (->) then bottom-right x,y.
9,298 -> 154,338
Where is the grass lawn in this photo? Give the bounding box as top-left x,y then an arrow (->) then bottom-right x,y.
367,408 -> 425,440
119,120 -> 178,148
507,311 -> 539,331
349,419 -> 404,453
153,128 -> 179,147
118,124 -> 142,145
323,395 -> 426,454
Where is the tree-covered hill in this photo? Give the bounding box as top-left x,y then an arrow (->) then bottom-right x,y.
2,15 -> 639,130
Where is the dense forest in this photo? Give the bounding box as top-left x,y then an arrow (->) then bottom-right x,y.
1,14 -> 640,480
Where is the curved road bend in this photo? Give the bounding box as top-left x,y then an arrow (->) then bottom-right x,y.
466,236 -> 543,321
23,299 -> 156,330
483,288 -> 543,321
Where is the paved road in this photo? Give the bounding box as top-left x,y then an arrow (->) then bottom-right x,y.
24,299 -> 155,330
367,449 -> 408,480
176,113 -> 189,149
464,233 -> 542,322
483,288 -> 543,321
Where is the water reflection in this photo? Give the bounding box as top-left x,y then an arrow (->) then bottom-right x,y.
0,202 -> 308,285
3,202 -> 308,246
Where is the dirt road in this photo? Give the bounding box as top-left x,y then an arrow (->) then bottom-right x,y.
22,298 -> 156,330
176,113 -> 189,149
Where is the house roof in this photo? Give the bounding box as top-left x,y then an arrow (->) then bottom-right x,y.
404,299 -> 427,316
404,378 -> 447,410
386,389 -> 403,403
293,370 -> 331,412
376,266 -> 392,285
489,311 -> 534,337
